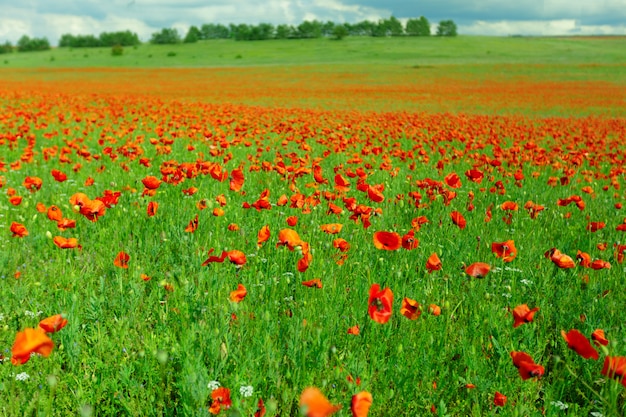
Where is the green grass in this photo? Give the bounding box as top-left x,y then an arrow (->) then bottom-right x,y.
2,36 -> 626,68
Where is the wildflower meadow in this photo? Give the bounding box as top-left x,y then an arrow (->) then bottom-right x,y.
1,36 -> 626,416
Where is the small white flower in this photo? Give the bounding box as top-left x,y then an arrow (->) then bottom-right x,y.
501,293 -> 511,298
15,372 -> 30,381
24,310 -> 36,318
0,313 -> 5,321
590,412 -> 604,417
550,400 -> 568,410
239,385 -> 254,397
520,279 -> 533,286
207,380 -> 221,390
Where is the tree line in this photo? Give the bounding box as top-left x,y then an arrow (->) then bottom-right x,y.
0,17 -> 457,53
155,17 -> 457,44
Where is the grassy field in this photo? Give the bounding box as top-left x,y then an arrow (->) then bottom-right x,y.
1,36 -> 626,416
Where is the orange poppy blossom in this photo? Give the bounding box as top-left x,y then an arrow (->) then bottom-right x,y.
576,250 -> 591,267
47,205 -> 63,222
257,225 -> 270,247
36,202 -> 47,212
208,387 -> 232,415
141,175 -> 162,190
561,329 -> 599,360
464,262 -> 491,278
229,284 -> 247,302
254,398 -> 266,417
276,228 -> 303,251
229,168 -> 244,192
147,201 -> 158,217
501,201 -> 519,211
400,297 -> 421,320
351,391 -> 373,417
586,221 -> 605,232
372,231 -> 401,251
512,304 -> 539,328
347,325 -> 360,335
491,240 -> 517,262
10,222 -> 28,237
601,356 -> 626,388
39,314 -> 68,333
11,327 -> 54,365
368,284 -> 393,324
320,223 -> 343,234
523,200 -> 545,219
590,259 -> 611,270
53,236 -> 80,249
286,216 -> 298,226
425,253 -> 442,273
9,195 -> 22,206
510,351 -> 544,380
300,387 -> 341,417
591,329 -> 609,346
212,207 -> 225,217
333,238 -> 350,252
450,211 -> 466,229
428,304 -> 441,316
302,278 -> 323,288
544,248 -> 575,269
23,176 -> 43,192
114,251 -> 130,268
185,214 -> 199,233
444,172 -> 462,188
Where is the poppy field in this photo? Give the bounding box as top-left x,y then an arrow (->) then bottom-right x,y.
2,39 -> 626,416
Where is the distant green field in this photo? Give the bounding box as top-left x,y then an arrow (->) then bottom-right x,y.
2,36 -> 626,69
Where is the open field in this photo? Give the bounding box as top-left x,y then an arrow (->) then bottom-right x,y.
1,36 -> 626,416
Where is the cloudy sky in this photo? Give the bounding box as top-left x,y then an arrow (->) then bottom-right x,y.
1,0 -> 625,44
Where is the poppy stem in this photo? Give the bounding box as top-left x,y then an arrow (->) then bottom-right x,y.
563,362 -> 607,406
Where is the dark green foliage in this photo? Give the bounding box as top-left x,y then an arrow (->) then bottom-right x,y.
111,44 -> 124,56
406,16 -> 431,36
332,25 -> 349,41
200,23 -> 230,39
437,20 -> 458,37
150,28 -> 181,45
59,31 -> 139,48
0,41 -> 12,54
184,26 -> 202,43
17,35 -> 51,52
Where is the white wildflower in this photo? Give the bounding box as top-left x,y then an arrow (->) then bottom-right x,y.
15,372 -> 30,381
239,385 -> 254,397
550,401 -> 568,410
207,380 -> 221,390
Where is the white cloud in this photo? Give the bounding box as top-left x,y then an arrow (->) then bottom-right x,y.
460,19 -> 626,36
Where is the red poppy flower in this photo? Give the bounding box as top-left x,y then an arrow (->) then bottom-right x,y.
51,169 -> 67,182
491,240 -> 517,262
401,230 -> 419,250
512,304 -> 539,328
9,195 -> 22,206
229,168 -> 244,191
147,201 -> 158,217
493,392 -> 507,407
302,278 -> 323,288
114,251 -> 130,268
23,176 -> 43,192
182,186 -> 198,196
334,174 -> 350,192
400,297 -> 421,320
229,284 -> 247,302
227,223 -> 239,231
450,211 -> 466,229
257,225 -> 270,247
368,284 -> 393,324
465,169 -> 484,183
601,356 -> 626,387
333,238 -> 350,252
501,201 -> 519,211
39,314 -> 68,333
576,250 -> 591,267
209,387 -> 232,414
372,231 -> 401,251
286,216 -> 298,226
53,236 -> 79,249
510,351 -> 544,380
254,398 -> 266,417
36,202 -> 47,212
10,222 -> 28,238
11,327 -> 54,365
351,391 -> 373,417
366,185 -> 385,203
212,207 -> 225,217
142,175 -> 162,190
465,262 -> 491,278
426,253 -> 442,273
591,329 -> 609,346
590,259 -> 611,270
300,387 -> 341,417
444,172 -> 462,188
545,248 -> 575,269
561,329 -> 599,360
185,214 -> 199,233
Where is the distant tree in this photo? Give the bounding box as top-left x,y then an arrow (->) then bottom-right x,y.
388,16 -> 404,36
253,23 -> 275,40
201,23 -> 230,39
0,41 -> 13,54
111,44 -> 124,56
297,20 -> 323,38
406,17 -> 431,36
231,24 -> 252,41
184,25 -> 202,43
150,28 -> 181,44
99,31 -> 140,46
58,34 -> 75,48
17,35 -> 51,52
321,21 -> 335,37
436,20 -> 458,36
351,20 -> 376,36
332,24 -> 349,40
275,24 -> 295,39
